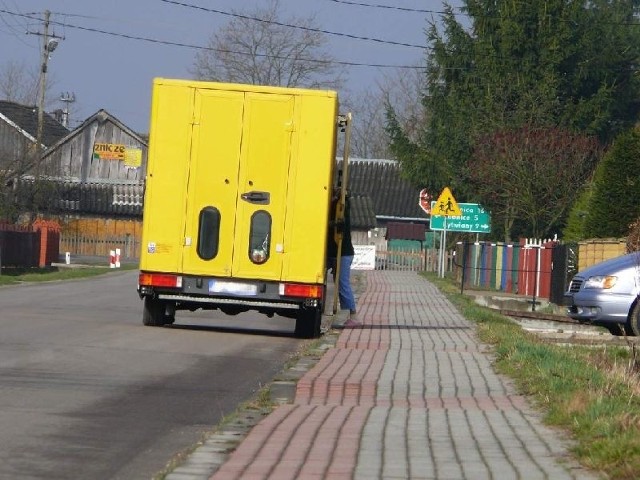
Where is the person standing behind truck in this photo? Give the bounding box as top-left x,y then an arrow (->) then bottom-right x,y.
327,188 -> 360,326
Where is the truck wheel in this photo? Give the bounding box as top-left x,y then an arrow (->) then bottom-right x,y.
294,306 -> 322,339
143,297 -> 167,326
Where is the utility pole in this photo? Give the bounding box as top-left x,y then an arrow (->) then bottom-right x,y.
35,9 -> 50,179
35,10 -> 61,178
59,92 -> 76,128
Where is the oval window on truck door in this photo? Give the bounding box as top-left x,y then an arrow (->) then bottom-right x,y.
249,210 -> 271,264
197,206 -> 221,260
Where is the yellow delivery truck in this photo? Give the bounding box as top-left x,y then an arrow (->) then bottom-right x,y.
137,78 -> 349,338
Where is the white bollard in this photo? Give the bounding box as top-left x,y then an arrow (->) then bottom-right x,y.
109,250 -> 116,268
65,252 -> 71,265
115,248 -> 121,268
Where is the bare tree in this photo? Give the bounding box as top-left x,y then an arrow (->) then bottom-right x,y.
379,67 -> 426,144
342,66 -> 426,159
0,60 -> 40,105
470,125 -> 601,241
191,0 -> 344,89
342,88 -> 391,159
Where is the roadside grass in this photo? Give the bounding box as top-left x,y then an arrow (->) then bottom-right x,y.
0,263 -> 138,285
424,272 -> 640,479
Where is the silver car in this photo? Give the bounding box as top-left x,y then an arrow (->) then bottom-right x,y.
565,252 -> 640,335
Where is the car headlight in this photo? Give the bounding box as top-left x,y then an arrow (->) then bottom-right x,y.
584,275 -> 617,289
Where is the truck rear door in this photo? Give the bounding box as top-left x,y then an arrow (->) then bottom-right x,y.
182,88 -> 295,281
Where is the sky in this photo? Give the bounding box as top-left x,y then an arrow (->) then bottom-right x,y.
0,0 -> 462,133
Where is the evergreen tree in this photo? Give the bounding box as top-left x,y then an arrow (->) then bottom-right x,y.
562,185 -> 593,242
584,129 -> 640,238
387,0 -> 640,241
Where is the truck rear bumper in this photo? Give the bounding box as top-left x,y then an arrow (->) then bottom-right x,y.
157,293 -> 300,310
138,271 -> 325,314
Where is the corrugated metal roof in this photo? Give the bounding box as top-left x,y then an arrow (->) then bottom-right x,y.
349,194 -> 377,230
0,100 -> 69,147
342,159 -> 427,222
14,179 -> 143,217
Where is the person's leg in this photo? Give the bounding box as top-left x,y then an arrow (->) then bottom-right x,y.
338,255 -> 356,312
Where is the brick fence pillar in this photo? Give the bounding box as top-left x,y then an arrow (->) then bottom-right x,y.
32,219 -> 61,267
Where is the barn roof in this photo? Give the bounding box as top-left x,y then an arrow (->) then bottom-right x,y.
343,158 -> 427,224
43,109 -> 148,156
0,100 -> 69,147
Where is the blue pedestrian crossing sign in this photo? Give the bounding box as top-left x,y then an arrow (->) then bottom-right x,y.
431,187 -> 461,216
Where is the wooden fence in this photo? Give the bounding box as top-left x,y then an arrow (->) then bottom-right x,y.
59,233 -> 140,260
374,248 -> 454,273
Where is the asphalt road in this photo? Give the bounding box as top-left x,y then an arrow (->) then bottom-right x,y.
0,269 -> 304,480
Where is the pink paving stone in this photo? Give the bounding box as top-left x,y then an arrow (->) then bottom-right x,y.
326,458 -> 358,475
475,396 -> 499,410
307,445 -> 337,458
243,460 -> 281,475
499,395 -> 523,410
299,459 -> 331,475
443,397 -> 461,409
222,474 -> 264,480
459,396 -> 479,408
324,473 -> 353,480
270,459 -> 305,473
424,397 -> 445,409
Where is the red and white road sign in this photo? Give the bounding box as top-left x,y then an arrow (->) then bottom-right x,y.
419,188 -> 432,214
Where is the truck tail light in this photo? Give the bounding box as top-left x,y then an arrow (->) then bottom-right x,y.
280,283 -> 323,299
139,272 -> 183,288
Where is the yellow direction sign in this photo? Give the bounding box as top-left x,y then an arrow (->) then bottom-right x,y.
432,187 -> 462,216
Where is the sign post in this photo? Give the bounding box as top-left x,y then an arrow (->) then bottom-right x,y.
431,187 -> 462,278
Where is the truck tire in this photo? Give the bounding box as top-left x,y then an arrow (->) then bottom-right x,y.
295,306 -> 322,339
143,296 -> 167,326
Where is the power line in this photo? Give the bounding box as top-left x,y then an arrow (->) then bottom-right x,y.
2,7 -> 635,75
325,0 -> 640,26
0,0 -> 37,47
0,8 -> 426,70
159,0 -> 427,50
325,0 -> 458,16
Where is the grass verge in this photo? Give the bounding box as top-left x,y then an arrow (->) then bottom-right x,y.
424,272 -> 640,479
0,263 -> 138,286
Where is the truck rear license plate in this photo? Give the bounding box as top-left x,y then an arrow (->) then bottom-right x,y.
209,280 -> 257,296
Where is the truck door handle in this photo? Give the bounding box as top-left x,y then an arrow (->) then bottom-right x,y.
241,191 -> 270,205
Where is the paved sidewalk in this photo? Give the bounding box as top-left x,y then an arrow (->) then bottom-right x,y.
173,271 -> 601,480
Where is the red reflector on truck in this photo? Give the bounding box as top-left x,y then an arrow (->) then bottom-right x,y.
139,272 -> 182,288
281,283 -> 323,299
